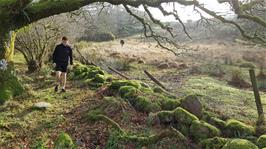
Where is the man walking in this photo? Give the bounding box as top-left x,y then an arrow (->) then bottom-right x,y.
53,36 -> 73,92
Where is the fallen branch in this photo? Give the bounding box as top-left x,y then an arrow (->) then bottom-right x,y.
108,66 -> 131,80
144,70 -> 167,90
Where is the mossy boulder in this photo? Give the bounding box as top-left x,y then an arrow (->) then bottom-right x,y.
71,64 -> 105,80
201,137 -> 229,149
190,120 -> 221,142
157,111 -> 173,124
130,96 -> 160,113
257,135 -> 266,148
92,74 -> 106,83
119,86 -> 137,99
222,139 -> 258,149
208,117 -> 227,130
109,80 -> 141,90
225,119 -> 255,137
54,132 -> 75,149
158,97 -> 180,111
180,94 -> 202,118
173,107 -> 199,125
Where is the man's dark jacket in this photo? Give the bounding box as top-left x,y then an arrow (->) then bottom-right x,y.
53,43 -> 73,65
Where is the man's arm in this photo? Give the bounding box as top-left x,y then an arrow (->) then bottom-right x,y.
52,45 -> 58,64
69,47 -> 73,65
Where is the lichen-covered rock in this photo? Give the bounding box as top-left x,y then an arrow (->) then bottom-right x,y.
225,119 -> 255,137
173,107 -> 199,125
190,120 -> 221,142
222,139 -> 258,149
54,132 -> 75,149
119,86 -> 137,99
201,137 -> 229,149
180,95 -> 202,118
109,80 -> 141,90
257,134 -> 266,148
33,102 -> 51,110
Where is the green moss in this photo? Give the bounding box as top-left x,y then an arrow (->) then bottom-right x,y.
109,80 -> 141,90
92,74 -> 106,83
157,111 -> 173,124
132,96 -> 160,113
158,98 -> 180,111
173,107 -> 199,125
201,137 -> 229,149
257,135 -> 266,148
225,119 -> 255,137
222,139 -> 258,149
118,86 -> 137,99
208,117 -> 227,130
54,132 -> 75,149
190,120 -> 221,142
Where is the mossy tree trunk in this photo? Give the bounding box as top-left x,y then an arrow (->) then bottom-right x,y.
0,31 -> 16,62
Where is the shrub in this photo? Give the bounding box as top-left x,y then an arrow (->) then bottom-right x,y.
79,32 -> 115,42
228,68 -> 250,88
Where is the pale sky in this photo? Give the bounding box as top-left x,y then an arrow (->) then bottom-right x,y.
146,0 -> 235,22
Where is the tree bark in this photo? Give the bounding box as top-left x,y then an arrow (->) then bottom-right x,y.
0,30 -> 16,62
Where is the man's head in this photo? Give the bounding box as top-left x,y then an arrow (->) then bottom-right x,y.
62,36 -> 68,46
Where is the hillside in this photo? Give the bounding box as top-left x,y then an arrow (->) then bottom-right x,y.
1,37 -> 266,148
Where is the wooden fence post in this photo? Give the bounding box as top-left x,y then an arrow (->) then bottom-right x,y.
249,69 -> 264,122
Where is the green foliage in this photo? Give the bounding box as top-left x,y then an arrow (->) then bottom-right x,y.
222,139 -> 258,149
118,86 -> 137,98
0,89 -> 12,105
0,68 -> 23,105
200,137 -> 229,149
225,119 -> 255,138
105,129 -> 124,149
257,134 -> 266,148
54,132 -> 75,149
190,120 -> 221,142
